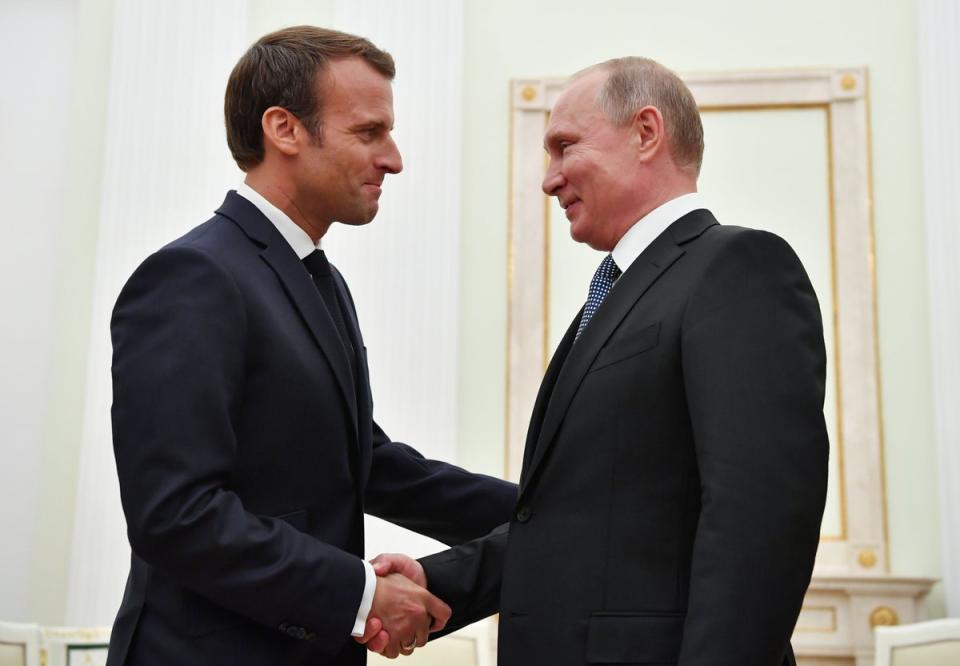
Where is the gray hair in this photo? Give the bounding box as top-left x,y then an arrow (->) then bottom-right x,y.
576,57 -> 704,177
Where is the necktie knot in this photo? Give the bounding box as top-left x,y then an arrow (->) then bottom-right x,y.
303,249 -> 331,278
576,254 -> 621,340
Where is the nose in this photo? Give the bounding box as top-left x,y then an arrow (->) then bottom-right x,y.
542,158 -> 564,195
378,135 -> 403,175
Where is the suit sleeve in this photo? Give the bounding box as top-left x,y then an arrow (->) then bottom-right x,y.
364,423 -> 516,546
677,229 -> 829,665
418,523 -> 511,633
329,268 -> 517,545
111,245 -> 365,650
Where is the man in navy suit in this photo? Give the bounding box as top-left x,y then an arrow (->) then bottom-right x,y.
106,26 -> 515,665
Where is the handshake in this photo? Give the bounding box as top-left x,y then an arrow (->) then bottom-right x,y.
355,553 -> 449,659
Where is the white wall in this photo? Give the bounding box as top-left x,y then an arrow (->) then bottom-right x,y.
0,0 -> 78,622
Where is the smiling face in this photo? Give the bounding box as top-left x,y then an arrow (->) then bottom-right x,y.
296,57 -> 403,227
541,69 -> 646,251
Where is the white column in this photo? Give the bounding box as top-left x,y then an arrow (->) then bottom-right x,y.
917,0 -> 960,617
330,0 -> 466,558
66,0 -> 247,624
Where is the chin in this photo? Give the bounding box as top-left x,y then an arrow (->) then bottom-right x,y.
569,220 -> 594,247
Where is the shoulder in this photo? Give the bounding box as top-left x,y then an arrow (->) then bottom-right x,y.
694,224 -> 804,276
115,217 -> 248,313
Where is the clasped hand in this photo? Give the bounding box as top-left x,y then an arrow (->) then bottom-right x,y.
355,553 -> 448,658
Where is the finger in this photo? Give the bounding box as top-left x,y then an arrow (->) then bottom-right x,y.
370,553 -> 399,577
382,640 -> 400,659
414,618 -> 429,648
356,616 -> 383,645
366,629 -> 390,653
424,593 -> 452,633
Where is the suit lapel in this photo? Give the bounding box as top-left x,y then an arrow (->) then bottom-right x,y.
519,210 -> 718,495
216,192 -> 359,439
520,313 -> 580,476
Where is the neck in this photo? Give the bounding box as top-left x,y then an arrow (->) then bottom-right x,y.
635,168 -> 697,220
244,171 -> 331,243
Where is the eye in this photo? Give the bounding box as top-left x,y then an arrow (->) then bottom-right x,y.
559,141 -> 573,153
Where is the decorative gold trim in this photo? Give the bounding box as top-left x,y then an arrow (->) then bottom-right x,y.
840,74 -> 857,92
863,71 -> 890,572
521,85 -> 537,102
796,605 -> 838,633
870,605 -> 900,628
858,548 -> 878,569
41,647 -> 48,666
822,102 -> 849,542
698,102 -> 829,113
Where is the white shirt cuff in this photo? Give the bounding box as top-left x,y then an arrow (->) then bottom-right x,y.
351,560 -> 377,637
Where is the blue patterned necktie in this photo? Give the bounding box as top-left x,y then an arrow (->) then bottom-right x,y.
576,254 -> 622,340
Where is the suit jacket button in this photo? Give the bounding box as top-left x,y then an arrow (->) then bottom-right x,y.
516,506 -> 532,522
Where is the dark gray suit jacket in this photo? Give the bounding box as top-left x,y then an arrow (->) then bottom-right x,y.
422,210 -> 828,665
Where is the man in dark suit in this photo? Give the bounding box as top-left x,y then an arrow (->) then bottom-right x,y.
368,57 -> 828,665
106,26 -> 516,665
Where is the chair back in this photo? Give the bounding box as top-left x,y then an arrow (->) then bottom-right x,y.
875,618 -> 960,666
39,627 -> 110,666
0,622 -> 40,666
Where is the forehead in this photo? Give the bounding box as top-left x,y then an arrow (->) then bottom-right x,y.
545,69 -> 607,136
320,57 -> 395,122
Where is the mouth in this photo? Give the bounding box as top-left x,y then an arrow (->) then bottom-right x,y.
561,198 -> 581,220
363,182 -> 383,197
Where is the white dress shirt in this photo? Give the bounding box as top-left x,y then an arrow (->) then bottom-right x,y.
235,182 -> 377,637
610,192 -> 709,273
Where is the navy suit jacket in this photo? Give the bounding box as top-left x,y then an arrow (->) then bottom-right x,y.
106,191 -> 516,665
422,211 -> 828,666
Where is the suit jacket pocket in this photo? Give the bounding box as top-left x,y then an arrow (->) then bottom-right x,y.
276,508 -> 308,532
590,322 -> 660,373
585,611 -> 683,664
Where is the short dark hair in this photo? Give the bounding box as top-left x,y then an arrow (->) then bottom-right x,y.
224,25 -> 395,171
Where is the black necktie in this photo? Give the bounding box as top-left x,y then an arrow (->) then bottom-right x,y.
302,250 -> 355,362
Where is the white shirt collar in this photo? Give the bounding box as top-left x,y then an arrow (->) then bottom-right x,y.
235,182 -> 320,260
611,192 -> 708,273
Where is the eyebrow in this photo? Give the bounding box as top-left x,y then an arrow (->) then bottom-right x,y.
351,118 -> 393,132
543,129 -> 568,151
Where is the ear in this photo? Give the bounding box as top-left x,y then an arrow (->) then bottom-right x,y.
631,105 -> 665,162
261,106 -> 303,158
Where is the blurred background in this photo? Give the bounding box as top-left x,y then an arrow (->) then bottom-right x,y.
0,0 -> 956,643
